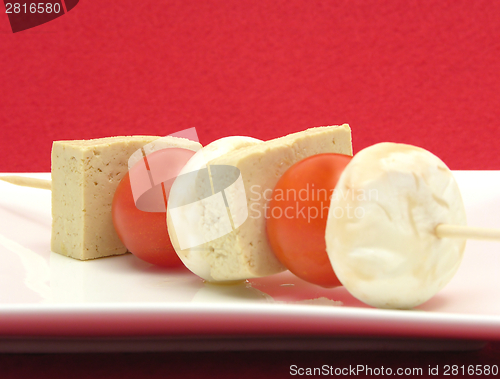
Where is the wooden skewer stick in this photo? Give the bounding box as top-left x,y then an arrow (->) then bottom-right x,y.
0,176 -> 52,190
436,224 -> 500,241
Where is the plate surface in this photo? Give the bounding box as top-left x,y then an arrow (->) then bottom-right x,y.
1,172 -> 500,351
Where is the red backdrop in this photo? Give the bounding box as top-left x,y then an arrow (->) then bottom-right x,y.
1,1 -> 500,172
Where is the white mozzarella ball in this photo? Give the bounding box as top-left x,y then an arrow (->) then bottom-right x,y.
167,136 -> 262,281
325,143 -> 467,309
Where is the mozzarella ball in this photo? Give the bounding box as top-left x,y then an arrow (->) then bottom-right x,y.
325,143 -> 467,309
167,136 -> 262,281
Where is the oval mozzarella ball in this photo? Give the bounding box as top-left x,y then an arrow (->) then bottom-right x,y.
325,142 -> 467,309
167,136 -> 262,281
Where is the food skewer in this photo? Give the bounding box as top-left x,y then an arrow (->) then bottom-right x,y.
0,176 -> 51,190
3,176 -> 500,242
2,137 -> 500,311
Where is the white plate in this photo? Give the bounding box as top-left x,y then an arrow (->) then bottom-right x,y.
0,172 -> 499,352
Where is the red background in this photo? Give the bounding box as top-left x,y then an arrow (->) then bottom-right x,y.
1,1 -> 500,172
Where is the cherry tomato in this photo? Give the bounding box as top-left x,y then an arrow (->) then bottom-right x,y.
112,148 -> 195,267
112,170 -> 182,267
266,153 -> 352,287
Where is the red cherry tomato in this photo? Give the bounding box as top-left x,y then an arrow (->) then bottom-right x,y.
112,147 -> 195,268
112,170 -> 182,267
266,153 -> 352,287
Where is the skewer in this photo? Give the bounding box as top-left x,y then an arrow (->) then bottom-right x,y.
2,176 -> 500,241
435,224 -> 500,241
0,176 -> 51,190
